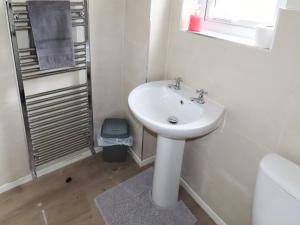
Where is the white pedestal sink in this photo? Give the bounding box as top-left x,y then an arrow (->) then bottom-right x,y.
128,80 -> 225,208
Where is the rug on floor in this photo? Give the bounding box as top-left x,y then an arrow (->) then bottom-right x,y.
95,168 -> 197,225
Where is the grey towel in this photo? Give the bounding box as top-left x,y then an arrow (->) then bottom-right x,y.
28,0 -> 75,70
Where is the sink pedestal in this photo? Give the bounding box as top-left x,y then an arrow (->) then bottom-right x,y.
152,136 -> 185,208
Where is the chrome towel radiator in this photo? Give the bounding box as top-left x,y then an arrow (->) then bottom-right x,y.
6,0 -> 95,177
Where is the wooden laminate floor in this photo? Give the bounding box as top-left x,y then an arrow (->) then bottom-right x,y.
0,153 -> 216,225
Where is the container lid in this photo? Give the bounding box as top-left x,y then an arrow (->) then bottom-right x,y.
101,119 -> 129,138
260,154 -> 300,201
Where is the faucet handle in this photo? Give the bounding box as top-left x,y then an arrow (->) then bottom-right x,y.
168,77 -> 183,90
196,89 -> 208,96
191,89 -> 208,104
175,77 -> 183,86
176,77 -> 183,82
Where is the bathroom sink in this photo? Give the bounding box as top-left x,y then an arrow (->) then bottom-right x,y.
128,80 -> 224,139
128,80 -> 225,208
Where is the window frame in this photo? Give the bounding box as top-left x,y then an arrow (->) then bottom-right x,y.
204,0 -> 280,29
195,0 -> 283,41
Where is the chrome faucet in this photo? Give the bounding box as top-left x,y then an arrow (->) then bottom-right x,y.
191,89 -> 208,104
168,77 -> 183,90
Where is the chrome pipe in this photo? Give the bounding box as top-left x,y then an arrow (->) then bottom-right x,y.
34,136 -> 89,153
15,22 -> 85,31
22,66 -> 87,80
36,140 -> 89,158
20,61 -> 38,67
18,42 -> 86,53
27,89 -> 88,106
32,126 -> 89,144
30,116 -> 89,134
35,143 -> 89,166
31,119 -> 90,137
84,0 -> 96,155
74,41 -> 86,46
29,106 -> 88,123
28,100 -> 88,117
15,25 -> 31,30
30,112 -> 89,129
74,48 -> 86,53
21,60 -> 86,74
20,54 -> 86,68
35,139 -> 89,156
12,2 -> 84,7
13,8 -> 85,15
27,83 -> 87,99
18,47 -> 36,53
27,95 -> 88,112
20,50 -> 85,60
19,55 -> 37,60
30,111 -> 89,131
14,16 -> 85,24
32,129 -> 89,148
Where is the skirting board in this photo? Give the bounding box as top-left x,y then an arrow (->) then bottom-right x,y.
0,174 -> 32,195
180,178 -> 227,225
0,147 -> 102,194
128,148 -> 155,167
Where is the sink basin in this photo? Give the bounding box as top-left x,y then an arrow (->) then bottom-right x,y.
128,80 -> 224,139
128,80 -> 225,208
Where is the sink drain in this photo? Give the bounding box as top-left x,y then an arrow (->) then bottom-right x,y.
168,116 -> 178,125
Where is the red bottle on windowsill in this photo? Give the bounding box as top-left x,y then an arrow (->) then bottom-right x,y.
188,14 -> 202,32
188,5 -> 202,32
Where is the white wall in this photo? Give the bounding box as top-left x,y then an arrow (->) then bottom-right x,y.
89,0 -> 125,138
0,1 -> 30,185
165,0 -> 300,224
122,0 -> 151,158
287,0 -> 300,10
122,0 -> 172,160
148,0 -> 171,82
142,0 -> 171,159
0,0 -> 126,186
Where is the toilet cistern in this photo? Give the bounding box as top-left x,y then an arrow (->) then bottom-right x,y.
252,154 -> 300,225
128,80 -> 225,208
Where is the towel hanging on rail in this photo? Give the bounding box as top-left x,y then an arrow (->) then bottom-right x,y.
27,0 -> 75,70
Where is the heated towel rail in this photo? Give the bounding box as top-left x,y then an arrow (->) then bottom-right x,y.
6,0 -> 95,177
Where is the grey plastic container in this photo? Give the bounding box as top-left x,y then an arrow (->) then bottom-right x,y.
101,119 -> 129,162
101,119 -> 129,138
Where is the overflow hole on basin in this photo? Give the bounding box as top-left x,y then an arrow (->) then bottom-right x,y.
168,116 -> 178,125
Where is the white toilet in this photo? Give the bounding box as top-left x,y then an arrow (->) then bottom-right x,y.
252,154 -> 300,225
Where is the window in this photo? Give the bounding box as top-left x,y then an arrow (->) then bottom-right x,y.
181,0 -> 286,48
205,0 -> 280,28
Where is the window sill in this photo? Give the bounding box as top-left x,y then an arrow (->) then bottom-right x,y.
185,29 -> 272,51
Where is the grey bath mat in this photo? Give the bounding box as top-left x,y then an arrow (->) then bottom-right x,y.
95,168 -> 197,225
